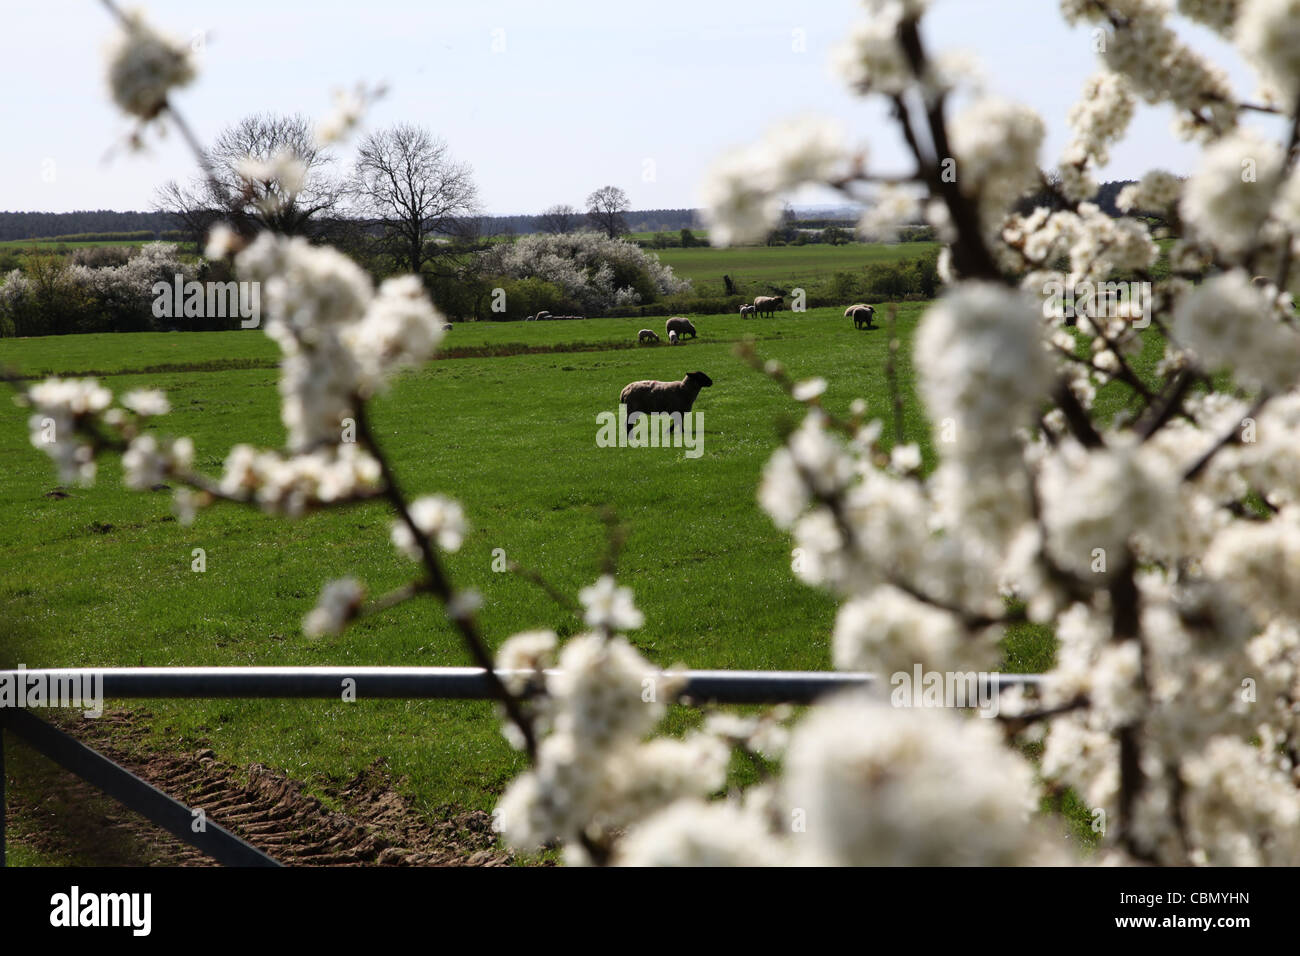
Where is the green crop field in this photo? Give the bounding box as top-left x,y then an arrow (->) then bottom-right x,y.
656,242 -> 939,294
0,301 -> 1159,863
0,239 -> 168,249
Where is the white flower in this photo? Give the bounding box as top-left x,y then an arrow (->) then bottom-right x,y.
345,275 -> 446,394
889,442 -> 922,474
391,495 -> 467,559
497,630 -> 558,693
615,799 -> 785,866
578,575 -> 644,632
203,224 -> 238,260
914,283 -> 1051,464
235,233 -> 375,451
302,578 -> 364,637
1173,269 -> 1300,391
121,389 -> 170,417
782,693 -> 1047,865
1117,169 -> 1182,214
236,150 -> 308,196
104,9 -> 195,120
949,97 -> 1045,231
832,585 -> 977,674
830,1 -> 931,96
315,86 -> 371,146
700,118 -> 850,247
121,433 -> 192,490
1180,130 -> 1284,260
858,185 -> 922,242
1237,0 -> 1300,105
791,377 -> 827,402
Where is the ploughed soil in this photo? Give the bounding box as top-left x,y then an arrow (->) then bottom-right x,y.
4,708 -> 514,867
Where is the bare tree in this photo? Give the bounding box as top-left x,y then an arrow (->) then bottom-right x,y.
347,124 -> 480,276
585,186 -> 630,239
538,203 -> 579,234
155,113 -> 342,241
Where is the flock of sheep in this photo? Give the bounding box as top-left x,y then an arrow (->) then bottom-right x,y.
619,297 -> 879,438
636,297 -> 877,347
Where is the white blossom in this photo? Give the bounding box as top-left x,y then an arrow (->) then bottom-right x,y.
578,575 -> 645,633
302,577 -> 364,637
104,8 -> 195,120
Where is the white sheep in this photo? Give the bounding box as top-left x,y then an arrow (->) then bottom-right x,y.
619,371 -> 714,434
845,303 -> 876,329
638,329 -> 661,344
739,304 -> 757,319
669,329 -> 679,345
665,316 -> 697,339
754,295 -> 783,318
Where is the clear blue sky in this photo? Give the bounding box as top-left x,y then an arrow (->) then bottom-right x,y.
0,0 -> 1270,215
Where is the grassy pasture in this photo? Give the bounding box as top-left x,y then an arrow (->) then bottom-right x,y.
0,300 -> 1162,861
0,308 -> 929,829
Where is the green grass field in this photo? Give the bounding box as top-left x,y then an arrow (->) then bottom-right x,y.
1,299 -> 1161,862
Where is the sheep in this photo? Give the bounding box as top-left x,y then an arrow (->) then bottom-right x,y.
443,323 -> 453,331
536,310 -> 553,321
619,371 -> 714,434
754,295 -> 783,318
845,303 -> 876,329
638,329 -> 660,344
666,316 -> 697,340
739,304 -> 757,319
669,329 -> 679,345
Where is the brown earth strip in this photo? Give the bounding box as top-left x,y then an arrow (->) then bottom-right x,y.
5,708 -> 514,867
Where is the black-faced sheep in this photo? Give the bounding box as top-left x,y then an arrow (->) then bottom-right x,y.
754,295 -> 783,318
619,371 -> 713,434
666,317 -> 697,340
845,303 -> 876,329
638,329 -> 660,344
739,304 -> 757,319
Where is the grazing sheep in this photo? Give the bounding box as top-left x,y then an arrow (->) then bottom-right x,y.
845,303 -> 876,329
754,295 -> 783,318
739,304 -> 757,319
666,316 -> 697,340
536,310 -> 553,321
638,329 -> 660,344
619,371 -> 714,434
669,329 -> 679,345
443,323 -> 453,331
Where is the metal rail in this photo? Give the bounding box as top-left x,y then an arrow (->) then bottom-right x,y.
0,665 -> 1042,704
0,707 -> 279,867
0,665 -> 1046,867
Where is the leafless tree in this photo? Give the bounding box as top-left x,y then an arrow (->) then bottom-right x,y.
585,185 -> 630,239
347,124 -> 480,275
538,203 -> 579,234
154,113 -> 342,241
